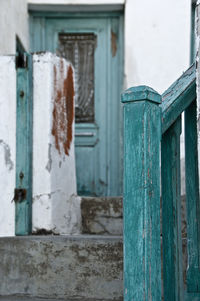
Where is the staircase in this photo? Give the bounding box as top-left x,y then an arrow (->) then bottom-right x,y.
0,197 -> 123,301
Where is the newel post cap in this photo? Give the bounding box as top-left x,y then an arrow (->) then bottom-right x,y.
121,85 -> 161,104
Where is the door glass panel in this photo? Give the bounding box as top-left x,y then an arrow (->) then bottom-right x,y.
57,33 -> 96,123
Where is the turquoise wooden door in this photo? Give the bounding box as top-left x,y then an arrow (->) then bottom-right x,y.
30,12 -> 123,196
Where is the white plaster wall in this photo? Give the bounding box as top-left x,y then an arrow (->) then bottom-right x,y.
125,0 -> 191,94
124,0 -> 191,196
32,53 -> 81,235
0,0 -> 29,54
0,57 -> 16,236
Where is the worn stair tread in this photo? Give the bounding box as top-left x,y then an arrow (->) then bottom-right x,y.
81,197 -> 123,236
0,298 -> 64,301
0,297 -> 122,301
0,235 -> 123,301
0,234 -> 123,240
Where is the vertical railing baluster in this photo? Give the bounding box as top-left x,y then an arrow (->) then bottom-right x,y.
161,116 -> 184,301
185,100 -> 200,292
122,86 -> 162,301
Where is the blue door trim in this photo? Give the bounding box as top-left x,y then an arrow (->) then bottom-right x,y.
15,53 -> 33,235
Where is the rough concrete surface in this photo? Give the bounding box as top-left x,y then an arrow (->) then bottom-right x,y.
0,296 -> 65,301
0,296 -> 122,301
81,197 -> 123,235
0,235 -> 123,301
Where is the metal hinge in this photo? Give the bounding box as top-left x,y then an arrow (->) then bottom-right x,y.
13,188 -> 27,203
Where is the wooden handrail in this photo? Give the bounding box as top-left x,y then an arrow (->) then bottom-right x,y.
161,64 -> 196,134
122,63 -> 199,301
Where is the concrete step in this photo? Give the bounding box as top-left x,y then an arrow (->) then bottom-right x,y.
0,235 -> 123,301
0,298 -> 65,301
81,197 -> 123,235
0,296 -> 120,301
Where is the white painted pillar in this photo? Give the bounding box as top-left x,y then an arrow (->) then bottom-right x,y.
32,53 -> 81,235
0,53 -> 81,236
0,56 -> 16,236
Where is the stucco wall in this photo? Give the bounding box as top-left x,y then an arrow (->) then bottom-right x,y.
0,54 -> 80,236
125,0 -> 191,94
0,57 -> 16,236
124,0 -> 191,195
0,0 -> 29,54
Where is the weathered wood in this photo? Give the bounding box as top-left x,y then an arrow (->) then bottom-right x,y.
15,53 -> 33,235
161,117 -> 184,301
186,293 -> 200,301
122,86 -> 162,301
185,100 -> 200,293
161,64 -> 196,134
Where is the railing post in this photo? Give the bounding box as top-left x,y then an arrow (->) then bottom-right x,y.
121,86 -> 162,301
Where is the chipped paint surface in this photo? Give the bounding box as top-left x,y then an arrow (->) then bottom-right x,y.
32,53 -> 81,235
45,143 -> 52,172
0,139 -> 14,171
0,56 -> 16,236
52,59 -> 74,156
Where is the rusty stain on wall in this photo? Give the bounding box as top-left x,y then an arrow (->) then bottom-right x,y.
52,59 -> 74,156
111,31 -> 117,57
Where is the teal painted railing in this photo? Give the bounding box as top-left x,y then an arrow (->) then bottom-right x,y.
122,64 -> 200,300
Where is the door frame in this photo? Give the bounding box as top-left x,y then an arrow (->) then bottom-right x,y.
29,8 -> 124,196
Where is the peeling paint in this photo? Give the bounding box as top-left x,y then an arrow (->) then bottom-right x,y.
0,139 -> 14,171
32,228 -> 59,235
45,143 -> 52,172
32,53 -> 78,235
33,190 -> 60,202
52,60 -> 75,156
